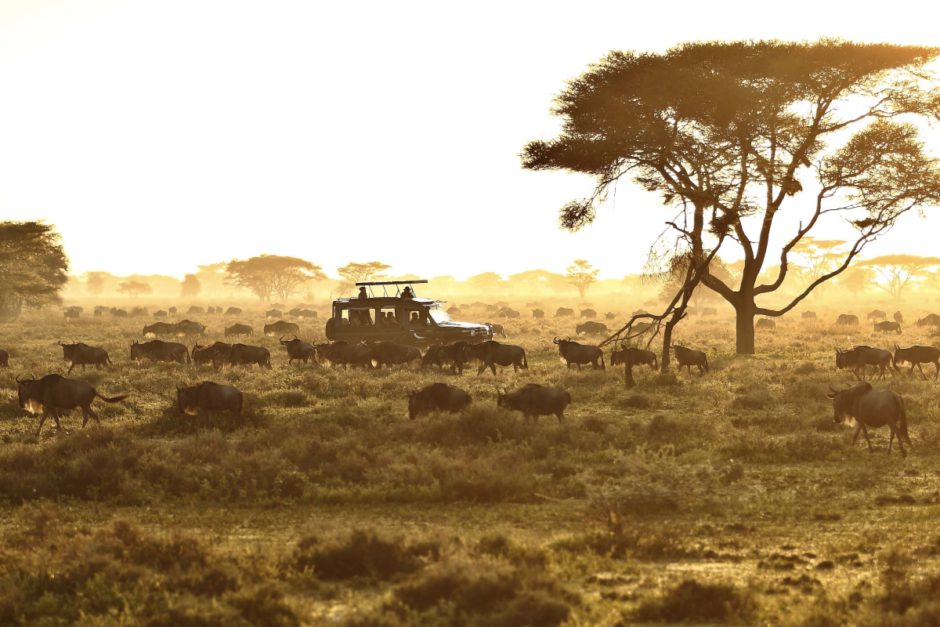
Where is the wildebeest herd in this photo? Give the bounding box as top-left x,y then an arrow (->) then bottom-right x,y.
4,305 -> 940,457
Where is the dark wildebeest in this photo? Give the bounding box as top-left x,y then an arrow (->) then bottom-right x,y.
224,323 -> 253,337
63,306 -> 82,320
893,344 -> 940,380
0,349 -> 8,367
111,308 -> 128,318
485,304 -> 499,313
576,321 -> 609,336
153,310 -> 168,318
94,305 -> 108,317
611,346 -> 658,369
177,381 -> 242,418
702,307 -> 718,316
555,307 -> 574,318
917,313 -> 940,327
192,341 -> 232,370
836,346 -> 893,380
673,344 -> 709,376
465,340 -> 528,375
175,320 -> 206,336
17,374 -> 128,436
407,383 -> 471,419
288,307 -> 303,317
827,382 -> 910,457
532,309 -> 545,319
297,309 -> 318,319
130,307 -> 148,317
229,343 -> 272,368
580,308 -> 597,319
143,322 -> 177,337
370,341 -> 421,368
168,306 -> 178,314
486,323 -> 507,338
422,341 -> 469,375
59,342 -> 112,374
874,321 -> 901,334
867,309 -> 887,321
264,320 -> 300,336
497,307 -> 521,319
894,311 -> 903,324
130,340 -> 190,364
605,312 -> 616,320
802,311 -> 817,320
225,307 -> 242,316
280,336 -> 317,365
316,341 -> 374,369
266,309 -> 282,318
554,337 -> 605,370
188,306 -> 204,315
497,383 -> 571,423
756,318 -> 776,330
837,314 -> 860,326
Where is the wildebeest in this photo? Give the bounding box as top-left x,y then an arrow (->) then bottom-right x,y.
94,305 -> 108,317
229,343 -> 272,368
175,320 -> 206,336
605,312 -> 616,320
486,323 -> 507,338
224,323 -> 253,338
917,313 -> 940,327
611,346 -> 658,369
279,336 -> 318,365
532,309 -> 545,319
580,308 -> 596,319
576,321 -> 609,336
497,307 -> 520,319
801,311 -> 817,320
407,383 -> 471,419
837,314 -> 860,326
867,309 -> 887,321
465,340 -> 528,375
756,318 -> 776,330
168,306 -> 177,314
893,311 -> 903,324
836,345 -> 893,380
59,342 -> 112,373
264,320 -> 300,336
497,383 -> 571,423
225,307 -> 242,316
130,339 -> 190,364
554,337 -> 605,370
0,349 -> 8,367
555,307 -> 574,318
874,321 -> 901,334
673,344 -> 709,376
370,341 -> 421,368
266,309 -> 283,318
188,306 -> 204,315
827,382 -> 910,456
17,374 -> 128,436
316,341 -> 374,369
111,308 -> 128,318
422,341 -> 469,375
177,381 -> 242,418
143,322 -> 177,337
893,344 -> 940,380
63,306 -> 82,320
130,307 -> 148,317
296,309 -> 318,319
192,341 -> 233,370
153,310 -> 168,318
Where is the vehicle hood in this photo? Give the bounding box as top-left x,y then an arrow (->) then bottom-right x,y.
437,320 -> 489,331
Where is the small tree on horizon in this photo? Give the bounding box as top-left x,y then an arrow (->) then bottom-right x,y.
84,271 -> 109,296
859,254 -> 940,299
180,273 -> 201,299
566,259 -> 599,299
227,255 -> 326,303
117,280 -> 152,298
337,261 -> 391,293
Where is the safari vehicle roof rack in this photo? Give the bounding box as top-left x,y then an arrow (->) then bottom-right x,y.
355,279 -> 428,298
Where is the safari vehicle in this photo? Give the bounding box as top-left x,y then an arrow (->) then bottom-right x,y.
325,280 -> 493,345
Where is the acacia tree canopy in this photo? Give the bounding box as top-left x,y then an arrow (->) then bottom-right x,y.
858,254 -> 940,298
566,259 -> 599,299
0,222 -> 68,320
523,40 -> 940,354
117,280 -> 152,297
227,255 -> 326,303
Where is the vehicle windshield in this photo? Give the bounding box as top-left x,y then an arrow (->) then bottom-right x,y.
429,306 -> 450,324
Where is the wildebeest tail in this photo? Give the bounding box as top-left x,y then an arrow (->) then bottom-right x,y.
522,350 -> 528,369
95,392 -> 129,403
703,353 -> 710,372
600,352 -> 606,371
897,394 -> 912,445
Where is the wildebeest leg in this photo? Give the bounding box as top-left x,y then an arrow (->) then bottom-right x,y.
35,413 -> 48,436
859,424 -> 874,452
67,362 -> 75,374
851,423 -> 862,446
934,362 -> 940,381
490,363 -> 497,375
892,426 -> 907,457
83,405 -> 100,428
888,428 -> 895,454
555,411 -> 564,423
477,362 -> 487,376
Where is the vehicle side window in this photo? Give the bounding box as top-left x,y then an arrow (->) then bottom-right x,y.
349,308 -> 372,325
379,308 -> 398,325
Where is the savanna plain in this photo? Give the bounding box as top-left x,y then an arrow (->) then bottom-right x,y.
2,302 -> 940,626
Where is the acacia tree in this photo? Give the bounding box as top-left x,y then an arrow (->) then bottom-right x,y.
117,280 -> 152,298
180,273 -> 201,299
860,254 -> 940,298
85,271 -> 109,296
523,41 -> 940,354
337,261 -> 391,291
227,255 -> 325,303
0,222 -> 68,321
840,268 -> 874,297
566,259 -> 599,299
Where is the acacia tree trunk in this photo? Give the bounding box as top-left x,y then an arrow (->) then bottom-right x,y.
734,299 -> 756,355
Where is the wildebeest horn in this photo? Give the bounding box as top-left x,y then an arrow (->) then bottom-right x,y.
553,337 -> 560,344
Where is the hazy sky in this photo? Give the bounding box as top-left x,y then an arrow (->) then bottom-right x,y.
1,0 -> 939,280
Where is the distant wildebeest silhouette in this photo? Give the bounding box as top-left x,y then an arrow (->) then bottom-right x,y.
673,344 -> 708,376
17,374 -> 129,436
532,308 -> 545,319
555,307 -> 574,318
827,382 -> 910,457
893,344 -> 940,380
867,309 -> 886,321
874,321 -> 901,334
177,381 -> 242,419
836,346 -> 892,380
756,318 -> 776,330
497,383 -> 571,423
837,314 -> 859,326
465,340 -> 528,375
576,321 -> 608,336
611,346 -> 657,369
580,308 -> 596,319
407,383 -> 471,420
59,342 -> 112,374
916,313 -> 940,327
554,337 -> 605,370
